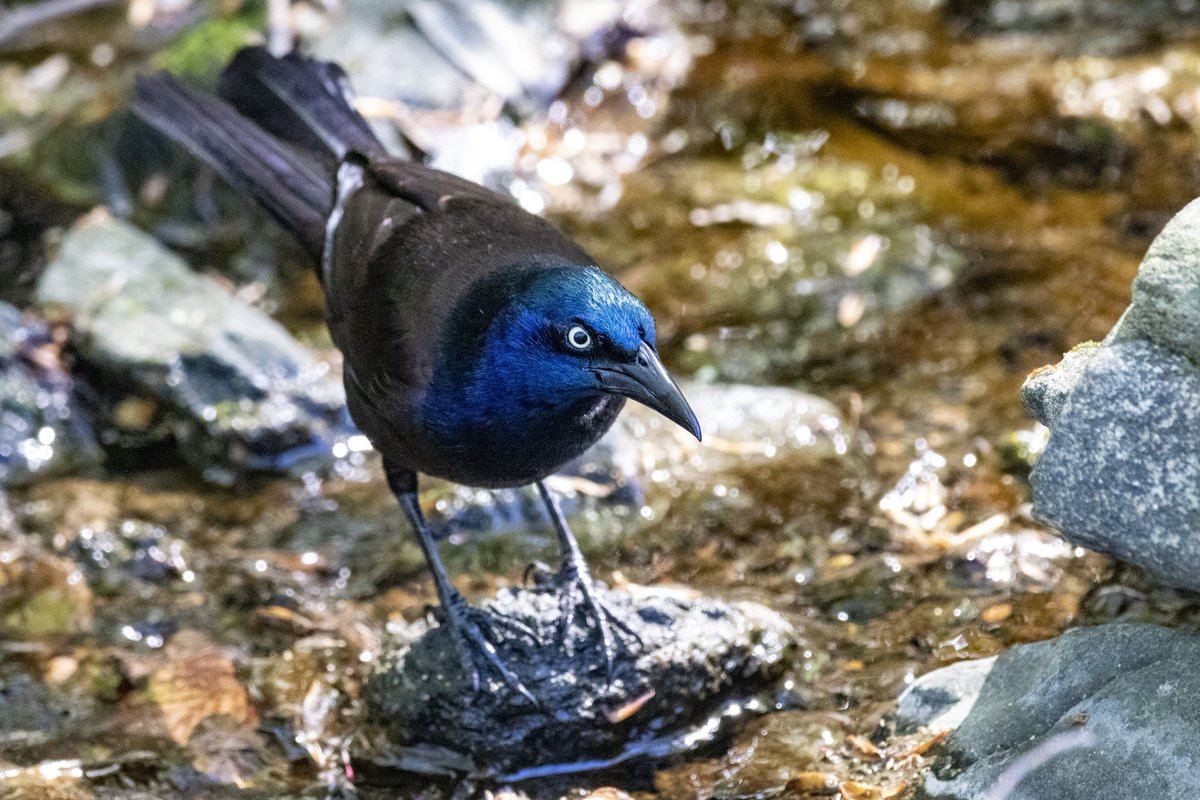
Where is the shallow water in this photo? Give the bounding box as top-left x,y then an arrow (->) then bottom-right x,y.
4,1 -> 1200,798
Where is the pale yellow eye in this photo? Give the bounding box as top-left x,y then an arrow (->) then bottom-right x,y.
566,325 -> 592,350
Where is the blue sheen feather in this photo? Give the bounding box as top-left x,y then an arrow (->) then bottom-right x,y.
422,266 -> 654,464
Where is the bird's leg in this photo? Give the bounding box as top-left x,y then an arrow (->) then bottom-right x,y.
385,463 -> 538,706
535,480 -> 640,675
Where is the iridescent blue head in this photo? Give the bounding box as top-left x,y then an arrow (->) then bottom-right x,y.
426,265 -> 700,485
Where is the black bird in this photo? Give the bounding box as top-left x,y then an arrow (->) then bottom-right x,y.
133,47 -> 701,699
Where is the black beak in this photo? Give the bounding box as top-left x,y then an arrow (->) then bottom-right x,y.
595,342 -> 702,441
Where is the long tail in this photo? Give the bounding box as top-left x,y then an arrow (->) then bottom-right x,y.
217,47 -> 387,162
133,47 -> 388,257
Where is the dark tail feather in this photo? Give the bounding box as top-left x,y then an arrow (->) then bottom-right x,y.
133,72 -> 331,256
218,46 -> 387,162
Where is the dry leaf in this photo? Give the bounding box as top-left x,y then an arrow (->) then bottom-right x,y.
896,728 -> 950,759
845,734 -> 884,761
188,716 -> 269,786
981,604 -> 1012,623
786,771 -> 840,794
604,689 -> 655,723
149,643 -> 255,744
840,780 -> 907,799
581,789 -> 636,800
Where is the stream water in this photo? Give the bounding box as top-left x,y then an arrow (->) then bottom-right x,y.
3,1 -> 1200,798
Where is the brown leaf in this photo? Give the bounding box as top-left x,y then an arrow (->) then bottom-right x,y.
581,789 -> 636,800
187,716 -> 271,787
845,734 -> 884,761
839,780 -> 907,800
149,643 -> 255,745
896,728 -> 950,759
603,689 -> 656,723
981,603 -> 1012,623
786,771 -> 840,795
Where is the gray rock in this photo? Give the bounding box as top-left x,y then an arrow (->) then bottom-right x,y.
309,0 -> 630,184
895,656 -> 995,734
1022,194 -> 1200,594
910,624 -> 1200,800
1114,196 -> 1200,365
364,584 -> 794,776
944,0 -> 1200,52
0,301 -> 101,485
35,211 -> 352,481
1030,340 -> 1200,592
1019,343 -> 1099,427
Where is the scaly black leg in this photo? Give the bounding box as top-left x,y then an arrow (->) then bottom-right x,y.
385,463 -> 538,706
535,480 -> 640,676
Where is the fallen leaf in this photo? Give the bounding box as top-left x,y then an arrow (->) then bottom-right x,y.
896,728 -> 950,758
786,771 -> 840,794
845,734 -> 884,761
581,789 -> 636,800
149,642 -> 255,745
840,780 -> 907,799
604,689 -> 655,723
187,715 -> 270,786
981,603 -> 1012,623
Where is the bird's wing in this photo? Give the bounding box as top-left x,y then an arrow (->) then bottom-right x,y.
323,156 -> 594,414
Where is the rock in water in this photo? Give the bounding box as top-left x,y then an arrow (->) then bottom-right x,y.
1021,197 -> 1200,593
0,301 -> 101,485
898,624 -> 1200,800
364,584 -> 794,776
34,210 -> 353,481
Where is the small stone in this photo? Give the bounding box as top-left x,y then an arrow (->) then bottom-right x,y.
0,302 -> 101,486
363,584 -> 794,775
895,656 -> 994,734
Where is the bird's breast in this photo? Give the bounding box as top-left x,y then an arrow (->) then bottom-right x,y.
418,392 -> 625,488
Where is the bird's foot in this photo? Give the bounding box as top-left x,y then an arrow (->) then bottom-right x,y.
436,590 -> 540,707
555,559 -> 641,677
523,560 -> 557,589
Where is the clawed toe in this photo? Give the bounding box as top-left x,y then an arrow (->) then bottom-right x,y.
523,560 -> 557,589
440,594 -> 540,707
554,565 -> 640,678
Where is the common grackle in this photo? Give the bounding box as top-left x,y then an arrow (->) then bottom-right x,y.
133,47 -> 701,701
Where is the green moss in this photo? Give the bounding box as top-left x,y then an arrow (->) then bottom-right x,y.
153,7 -> 266,80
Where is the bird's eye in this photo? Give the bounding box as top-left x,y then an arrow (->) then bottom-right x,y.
566,325 -> 593,351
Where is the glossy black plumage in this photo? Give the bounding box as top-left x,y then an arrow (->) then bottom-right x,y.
133,47 -> 700,698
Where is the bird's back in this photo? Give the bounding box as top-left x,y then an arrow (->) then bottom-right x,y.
135,46 -> 609,482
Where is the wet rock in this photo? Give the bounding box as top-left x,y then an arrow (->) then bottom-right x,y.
944,0 -> 1200,50
66,519 -> 191,594
0,301 -> 101,485
1022,197 -> 1200,593
309,0 -> 651,184
364,584 -> 794,776
587,155 -> 963,385
0,538 -> 93,637
894,656 -> 994,734
35,211 -> 353,482
901,624 -> 1200,799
